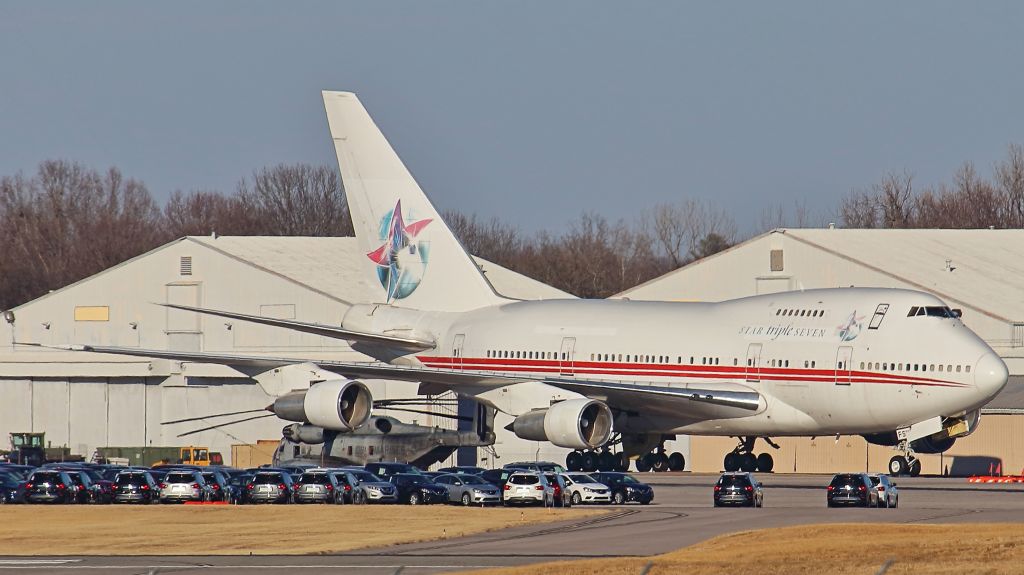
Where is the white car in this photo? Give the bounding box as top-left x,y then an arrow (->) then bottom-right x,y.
561,472 -> 611,505
503,472 -> 555,506
867,474 -> 899,508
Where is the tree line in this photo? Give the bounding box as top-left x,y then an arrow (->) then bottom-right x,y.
2,145 -> 1022,309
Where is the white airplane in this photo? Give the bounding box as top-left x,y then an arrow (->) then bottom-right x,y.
40,92 -> 1009,477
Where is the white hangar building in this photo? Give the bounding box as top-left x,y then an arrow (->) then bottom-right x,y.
0,235 -> 576,468
618,228 -> 1024,475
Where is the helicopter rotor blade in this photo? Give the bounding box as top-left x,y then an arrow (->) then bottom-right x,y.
176,413 -> 277,438
162,408 -> 268,425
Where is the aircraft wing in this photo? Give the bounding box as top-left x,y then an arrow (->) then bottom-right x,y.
160,303 -> 435,352
22,343 -> 762,422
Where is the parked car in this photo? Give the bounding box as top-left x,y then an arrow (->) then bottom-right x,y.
199,470 -> 231,502
24,470 -> 75,504
364,462 -> 423,480
160,470 -> 213,503
433,473 -> 501,506
388,473 -> 448,505
246,470 -> 294,504
112,471 -> 159,504
227,472 -> 254,504
560,472 -> 611,505
826,473 -> 879,508
480,468 -> 518,497
503,472 -> 555,507
336,468 -> 398,504
503,461 -> 566,473
0,473 -> 26,504
64,471 -> 101,504
437,466 -> 487,475
713,472 -> 763,508
542,472 -> 572,507
868,474 -> 899,508
293,469 -> 346,504
592,472 -> 654,505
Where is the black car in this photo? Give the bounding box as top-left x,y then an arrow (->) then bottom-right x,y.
0,473 -> 26,504
201,470 -> 232,502
388,473 -> 448,505
24,470 -> 76,504
713,472 -> 763,508
480,468 -> 517,494
826,473 -> 879,508
227,472 -> 254,504
365,462 -> 423,480
112,471 -> 159,504
592,472 -> 654,505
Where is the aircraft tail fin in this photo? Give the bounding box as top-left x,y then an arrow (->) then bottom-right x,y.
322,91 -> 506,312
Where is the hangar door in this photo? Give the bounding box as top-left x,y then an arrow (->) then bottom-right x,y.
166,283 -> 201,351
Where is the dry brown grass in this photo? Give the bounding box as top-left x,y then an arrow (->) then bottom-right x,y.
0,505 -> 602,555
460,523 -> 1024,575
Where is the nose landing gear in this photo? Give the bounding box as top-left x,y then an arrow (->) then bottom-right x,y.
723,437 -> 777,473
888,440 -> 922,477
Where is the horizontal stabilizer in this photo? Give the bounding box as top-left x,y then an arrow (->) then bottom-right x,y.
160,303 -> 435,352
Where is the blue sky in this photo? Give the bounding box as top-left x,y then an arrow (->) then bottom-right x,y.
2,2 -> 1022,234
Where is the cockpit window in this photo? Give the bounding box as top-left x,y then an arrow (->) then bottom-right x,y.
908,306 -> 956,318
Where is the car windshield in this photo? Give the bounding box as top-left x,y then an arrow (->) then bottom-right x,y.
399,475 -> 430,485
459,474 -> 485,484
254,473 -> 283,484
567,474 -> 596,483
348,471 -> 381,483
166,472 -> 196,483
300,473 -> 330,485
509,474 -> 539,485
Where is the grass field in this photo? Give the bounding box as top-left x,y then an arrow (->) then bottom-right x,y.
460,523 -> 1024,575
0,505 -> 600,556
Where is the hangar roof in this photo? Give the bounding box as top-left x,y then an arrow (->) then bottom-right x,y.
187,236 -> 572,302
622,229 -> 1024,324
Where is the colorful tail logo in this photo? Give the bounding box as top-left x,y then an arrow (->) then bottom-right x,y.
367,200 -> 433,302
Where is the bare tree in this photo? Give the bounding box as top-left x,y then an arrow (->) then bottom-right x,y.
995,144 -> 1024,228
875,171 -> 915,228
237,164 -> 353,236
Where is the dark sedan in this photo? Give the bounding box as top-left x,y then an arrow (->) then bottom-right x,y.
592,472 -> 654,505
388,473 -> 448,505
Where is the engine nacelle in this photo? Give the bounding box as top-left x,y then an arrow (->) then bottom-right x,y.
911,435 -> 956,454
510,398 -> 613,450
282,423 -> 327,444
271,379 -> 372,431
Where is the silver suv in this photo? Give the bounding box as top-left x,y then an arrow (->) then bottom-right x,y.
294,469 -> 345,504
247,470 -> 294,504
159,470 -> 212,503
503,472 -> 554,506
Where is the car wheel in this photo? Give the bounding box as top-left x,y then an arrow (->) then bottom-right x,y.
409,493 -> 420,505
462,493 -> 471,506
571,492 -> 582,505
612,491 -> 625,505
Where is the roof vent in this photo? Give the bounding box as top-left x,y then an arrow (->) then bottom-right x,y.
180,256 -> 193,276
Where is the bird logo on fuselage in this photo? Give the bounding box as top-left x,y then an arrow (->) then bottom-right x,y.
366,200 -> 433,302
836,311 -> 865,342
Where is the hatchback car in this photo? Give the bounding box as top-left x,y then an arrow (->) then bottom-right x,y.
433,473 -> 501,506
561,472 -> 611,505
543,472 -> 573,507
336,468 -> 398,504
827,473 -> 879,507
503,472 -> 555,506
388,473 -> 448,504
713,472 -> 763,508
592,472 -> 654,505
294,469 -> 346,504
247,471 -> 294,504
24,470 -> 75,504
868,474 -> 899,508
112,471 -> 159,504
160,470 -> 213,503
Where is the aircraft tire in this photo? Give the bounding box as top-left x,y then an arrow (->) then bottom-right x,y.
739,453 -> 757,472
598,451 -> 615,471
616,453 -> 630,471
566,451 -> 583,472
668,452 -> 685,471
635,455 -> 652,472
652,453 -> 669,472
756,453 -> 774,473
582,451 -> 598,472
723,452 -> 740,472
888,456 -> 908,477
909,459 -> 922,477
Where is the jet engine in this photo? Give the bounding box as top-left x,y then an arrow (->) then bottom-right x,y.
282,423 -> 327,444
509,398 -> 613,450
270,379 -> 372,431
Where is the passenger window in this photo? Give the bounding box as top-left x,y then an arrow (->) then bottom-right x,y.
811,361 -> 816,368
930,364 -> 935,371
938,365 -> 944,372
956,365 -> 961,373
966,365 -> 971,373
860,362 -> 865,369
776,309 -> 782,316
804,361 -> 809,368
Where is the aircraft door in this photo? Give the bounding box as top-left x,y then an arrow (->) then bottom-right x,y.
745,343 -> 762,383
452,334 -> 465,369
559,337 -> 576,377
835,346 -> 853,385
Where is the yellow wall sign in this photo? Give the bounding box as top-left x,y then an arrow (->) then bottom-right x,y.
74,306 -> 110,322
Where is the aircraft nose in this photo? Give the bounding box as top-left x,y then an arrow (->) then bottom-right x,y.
975,353 -> 1009,398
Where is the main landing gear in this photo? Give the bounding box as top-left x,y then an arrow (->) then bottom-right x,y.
888,441 -> 922,477
566,448 -> 629,472
722,437 -> 777,473
634,447 -> 686,472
